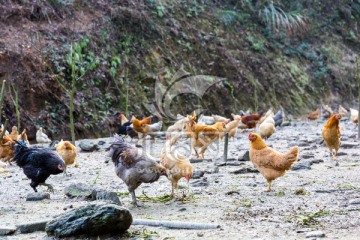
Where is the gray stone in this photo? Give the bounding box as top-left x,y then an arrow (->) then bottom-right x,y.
336,152 -> 347,156
238,151 -> 250,162
231,167 -> 259,174
92,190 -> 121,205
0,227 -> 16,236
192,170 -> 205,179
205,166 -> 219,174
300,153 -> 314,159
310,159 -> 324,164
79,140 -> 99,152
190,159 -> 212,163
305,230 -> 325,238
281,121 -> 291,126
292,161 -> 312,171
191,177 -> 209,187
26,192 -> 50,201
341,142 -> 359,149
215,162 -> 227,167
315,189 -> 337,193
225,162 -> 244,166
349,198 -> 360,205
64,183 -> 95,198
298,142 -> 309,147
46,203 -> 132,237
17,220 -> 49,233
98,140 -> 106,145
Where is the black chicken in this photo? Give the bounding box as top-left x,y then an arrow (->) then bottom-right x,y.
118,121 -> 132,135
13,140 -> 65,193
108,135 -> 167,206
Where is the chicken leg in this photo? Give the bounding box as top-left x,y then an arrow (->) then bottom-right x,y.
171,180 -> 178,196
266,180 -> 272,192
130,191 -> 143,207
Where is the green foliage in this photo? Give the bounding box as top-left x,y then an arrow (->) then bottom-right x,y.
258,2 -> 307,35
247,35 -> 265,52
294,188 -> 309,195
127,229 -> 159,239
216,9 -> 239,26
223,80 -> 236,100
291,209 -> 332,226
156,4 -> 165,17
187,3 -> 205,17
64,37 -> 99,82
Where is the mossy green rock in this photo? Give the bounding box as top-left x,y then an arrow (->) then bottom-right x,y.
45,203 -> 132,237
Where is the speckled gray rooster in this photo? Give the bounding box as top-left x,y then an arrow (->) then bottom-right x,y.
107,134 -> 167,207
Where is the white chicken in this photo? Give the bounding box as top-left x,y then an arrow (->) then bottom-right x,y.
197,115 -> 214,125
36,127 -> 52,143
259,116 -> 276,139
143,121 -> 163,139
1,124 -> 9,135
350,108 -> 359,124
212,114 -> 230,123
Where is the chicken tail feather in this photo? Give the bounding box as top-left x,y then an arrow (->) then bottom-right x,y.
283,146 -> 299,170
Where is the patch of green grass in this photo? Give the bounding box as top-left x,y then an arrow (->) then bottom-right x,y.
294,188 -> 309,195
137,191 -> 174,203
337,184 -> 357,190
240,198 -> 253,208
291,209 -> 331,226
117,192 -> 130,197
127,229 -> 159,238
276,191 -> 285,197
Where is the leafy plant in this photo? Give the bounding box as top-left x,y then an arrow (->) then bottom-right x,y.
291,209 -> 331,226
247,35 -> 265,52
216,9 -> 239,26
258,2 -> 307,35
156,4 -> 165,17
294,188 -> 309,195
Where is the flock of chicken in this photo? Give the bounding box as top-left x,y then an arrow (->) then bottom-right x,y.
0,104 -> 358,207
108,104 -> 358,206
0,126 -> 77,192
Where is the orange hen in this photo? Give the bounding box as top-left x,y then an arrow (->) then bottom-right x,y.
131,116 -> 152,133
0,135 -> 16,164
55,140 -> 78,174
248,133 -> 298,191
322,114 -> 341,161
308,108 -> 320,120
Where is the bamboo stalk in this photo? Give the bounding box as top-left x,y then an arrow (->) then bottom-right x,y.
69,44 -> 76,146
0,119 -> 9,139
356,57 -> 360,139
9,84 -> 20,130
223,133 -> 229,162
132,219 -> 220,229
0,80 -> 6,124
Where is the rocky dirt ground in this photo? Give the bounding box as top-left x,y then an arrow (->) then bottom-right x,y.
1,119 -> 360,240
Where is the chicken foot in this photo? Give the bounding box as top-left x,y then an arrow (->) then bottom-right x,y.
130,191 -> 143,207
39,183 -> 54,193
330,150 -> 339,166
